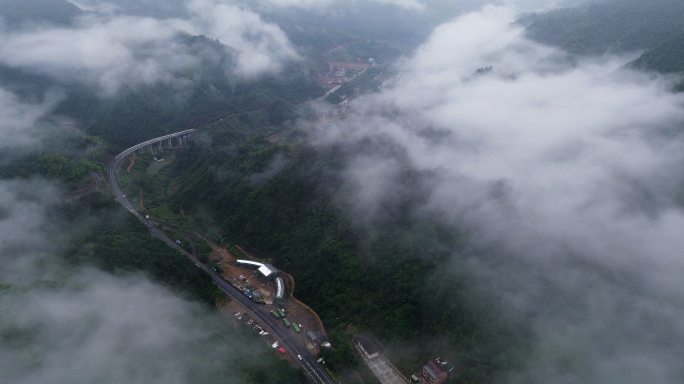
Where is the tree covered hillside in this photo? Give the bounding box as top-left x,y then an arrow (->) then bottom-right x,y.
164,124 -> 529,383
521,0 -> 684,55
0,122 -> 306,384
0,0 -> 83,28
0,34 -> 324,149
630,31 -> 684,74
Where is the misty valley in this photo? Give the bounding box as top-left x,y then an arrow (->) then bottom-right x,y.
2,1 -> 684,384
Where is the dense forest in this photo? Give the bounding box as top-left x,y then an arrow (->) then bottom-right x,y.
521,0 -> 684,55
0,123 -> 307,383
242,0 -> 471,50
3,0 -> 684,383
161,124 -> 528,382
520,0 -> 684,88
0,0 -> 83,27
139,3 -> 684,380
0,2 -> 417,382
630,31 -> 684,75
0,0 -> 328,149
0,38 -> 324,148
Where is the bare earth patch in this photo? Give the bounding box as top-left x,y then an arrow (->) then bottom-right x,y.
139,188 -> 146,210
126,156 -> 136,173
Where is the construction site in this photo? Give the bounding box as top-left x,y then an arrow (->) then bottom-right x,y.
210,246 -> 331,358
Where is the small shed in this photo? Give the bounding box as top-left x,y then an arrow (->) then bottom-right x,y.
258,264 -> 278,280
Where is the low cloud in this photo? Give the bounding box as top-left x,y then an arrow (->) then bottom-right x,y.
0,0 -> 299,94
257,0 -> 589,12
313,5 -> 684,383
187,0 -> 299,77
0,180 -> 64,283
372,0 -> 426,9
0,272 -> 245,384
0,88 -> 61,149
0,16 -> 196,95
68,0 -> 124,15
0,177 -> 272,384
501,0 -> 591,12
248,153 -> 289,186
260,0 -> 426,10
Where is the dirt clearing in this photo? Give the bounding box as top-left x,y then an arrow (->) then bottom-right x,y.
210,247 -> 236,263
139,188 -> 146,210
126,156 -> 136,172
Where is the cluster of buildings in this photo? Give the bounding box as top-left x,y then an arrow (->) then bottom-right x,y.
332,95 -> 352,116
354,334 -> 456,384
325,61 -> 370,86
334,67 -> 346,79
416,357 -> 454,384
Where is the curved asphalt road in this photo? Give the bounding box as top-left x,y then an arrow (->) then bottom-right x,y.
108,130 -> 335,384
89,172 -> 101,192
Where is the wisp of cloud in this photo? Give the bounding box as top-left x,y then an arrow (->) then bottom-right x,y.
0,0 -> 299,94
313,6 -> 684,383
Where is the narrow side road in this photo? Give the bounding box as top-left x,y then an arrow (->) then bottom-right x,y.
67,172 -> 101,199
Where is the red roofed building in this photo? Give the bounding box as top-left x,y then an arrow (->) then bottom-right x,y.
422,359 -> 447,384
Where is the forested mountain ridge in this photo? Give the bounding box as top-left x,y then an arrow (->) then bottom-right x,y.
3,1 -> 684,383
0,33 -> 324,149
0,0 -> 83,27
0,125 -> 307,384
162,124 -> 528,383
630,31 -> 684,74
520,0 -> 684,86
521,0 -> 684,55
240,0 -> 469,49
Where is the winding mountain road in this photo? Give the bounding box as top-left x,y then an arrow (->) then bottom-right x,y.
67,172 -> 101,199
107,130 -> 335,384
